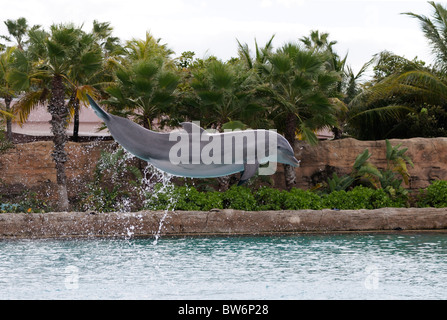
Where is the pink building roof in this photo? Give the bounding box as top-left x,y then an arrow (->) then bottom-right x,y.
10,100 -> 109,137
8,99 -> 334,140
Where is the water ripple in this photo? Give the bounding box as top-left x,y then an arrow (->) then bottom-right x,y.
0,233 -> 446,299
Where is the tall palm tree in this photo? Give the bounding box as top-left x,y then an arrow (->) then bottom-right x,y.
2,17 -> 29,51
65,31 -> 103,141
10,23 -> 105,211
0,46 -> 17,141
0,17 -> 36,141
259,42 -> 340,188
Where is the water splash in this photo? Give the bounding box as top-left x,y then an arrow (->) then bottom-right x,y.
140,163 -> 176,245
80,143 -> 177,242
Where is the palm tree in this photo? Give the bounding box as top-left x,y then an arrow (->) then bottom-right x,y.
6,28 -> 50,125
125,31 -> 174,62
91,20 -> 125,79
0,17 -> 36,142
92,20 -> 123,57
9,23 -> 105,211
300,30 -> 337,53
402,1 -> 447,72
0,46 -> 17,141
347,64 -> 446,139
346,1 -> 447,141
65,31 -> 103,141
188,59 -> 265,130
258,43 -> 340,188
237,35 -> 275,75
105,56 -> 180,130
1,17 -> 29,51
345,21 -> 447,141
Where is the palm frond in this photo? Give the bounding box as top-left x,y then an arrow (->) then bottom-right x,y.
403,2 -> 447,69
236,39 -> 253,70
349,104 -> 413,124
0,109 -> 14,119
13,90 -> 46,125
298,123 -> 319,146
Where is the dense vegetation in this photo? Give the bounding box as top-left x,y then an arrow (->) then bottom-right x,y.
2,2 -> 447,211
2,180 -> 447,213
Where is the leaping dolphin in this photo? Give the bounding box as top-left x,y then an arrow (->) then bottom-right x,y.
87,95 -> 300,185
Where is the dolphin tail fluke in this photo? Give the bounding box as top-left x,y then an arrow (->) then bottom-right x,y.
86,94 -> 110,121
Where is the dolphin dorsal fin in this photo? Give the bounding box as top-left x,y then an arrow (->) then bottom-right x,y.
180,122 -> 206,134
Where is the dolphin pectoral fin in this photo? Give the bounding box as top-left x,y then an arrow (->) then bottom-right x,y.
238,162 -> 259,186
86,94 -> 110,121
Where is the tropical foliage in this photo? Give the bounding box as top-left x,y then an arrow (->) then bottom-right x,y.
346,1 -> 447,140
325,139 -> 413,206
3,2 -> 447,209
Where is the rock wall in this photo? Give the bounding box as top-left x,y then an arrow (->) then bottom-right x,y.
0,140 -> 116,202
1,208 -> 447,239
1,137 -> 447,203
291,137 -> 447,190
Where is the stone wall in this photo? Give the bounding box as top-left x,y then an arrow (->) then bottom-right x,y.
1,208 -> 447,239
0,140 -> 116,202
291,137 -> 447,190
1,137 -> 447,204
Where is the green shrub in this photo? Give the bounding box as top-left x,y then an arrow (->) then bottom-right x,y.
322,189 -> 357,210
417,180 -> 447,208
0,191 -> 52,213
144,185 -> 223,211
255,186 -> 286,210
283,188 -> 323,210
143,183 -> 177,210
221,185 -> 257,211
191,190 -> 222,211
322,186 -> 405,210
143,184 -> 408,211
171,186 -> 222,211
0,203 -> 21,213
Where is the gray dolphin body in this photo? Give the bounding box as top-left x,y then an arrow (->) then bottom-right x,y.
87,95 -> 300,184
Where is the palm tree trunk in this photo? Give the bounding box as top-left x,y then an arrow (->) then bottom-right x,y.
5,95 -> 13,142
73,98 -> 80,142
48,75 -> 70,211
284,113 -> 297,189
217,175 -> 230,191
332,126 -> 343,140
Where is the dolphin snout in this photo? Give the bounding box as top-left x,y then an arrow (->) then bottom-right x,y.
282,148 -> 300,167
289,155 -> 300,167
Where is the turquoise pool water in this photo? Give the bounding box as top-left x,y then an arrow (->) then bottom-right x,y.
0,233 -> 446,300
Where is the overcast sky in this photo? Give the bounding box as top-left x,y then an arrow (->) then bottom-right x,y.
0,0 -> 437,75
